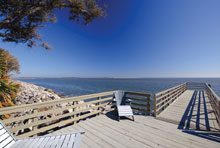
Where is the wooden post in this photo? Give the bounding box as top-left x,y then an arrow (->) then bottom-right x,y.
154,94 -> 157,117
218,101 -> 220,125
147,96 -> 150,115
73,101 -> 76,124
32,109 -> 38,137
98,97 -> 101,115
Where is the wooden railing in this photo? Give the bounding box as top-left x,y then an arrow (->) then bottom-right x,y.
124,91 -> 151,115
154,83 -> 187,117
2,81 -> 218,138
0,90 -> 152,138
186,82 -> 206,90
205,83 -> 220,127
0,91 -> 114,138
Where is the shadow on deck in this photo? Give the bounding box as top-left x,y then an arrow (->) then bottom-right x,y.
105,110 -> 135,122
182,130 -> 220,143
50,114 -> 220,148
107,98 -> 220,143
177,90 -> 220,142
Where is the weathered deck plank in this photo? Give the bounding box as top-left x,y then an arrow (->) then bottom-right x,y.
96,116 -> 186,148
86,118 -> 149,148
125,116 -> 220,148
50,115 -> 220,148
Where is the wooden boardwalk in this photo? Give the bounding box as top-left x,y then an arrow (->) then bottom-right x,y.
157,90 -> 220,131
1,82 -> 220,147
50,114 -> 220,148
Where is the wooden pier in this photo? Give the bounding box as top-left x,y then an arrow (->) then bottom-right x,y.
0,82 -> 220,147
154,83 -> 220,131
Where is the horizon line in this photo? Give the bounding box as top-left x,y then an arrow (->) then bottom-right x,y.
14,76 -> 220,79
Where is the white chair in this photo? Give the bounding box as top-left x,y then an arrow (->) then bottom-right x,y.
114,90 -> 134,121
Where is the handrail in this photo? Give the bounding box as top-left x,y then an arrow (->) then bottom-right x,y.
0,90 -> 152,138
154,83 -> 187,116
0,91 -> 114,114
205,83 -> 220,127
154,82 -> 220,120
155,83 -> 186,97
0,91 -> 115,138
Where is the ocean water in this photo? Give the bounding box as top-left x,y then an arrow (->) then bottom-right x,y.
17,78 -> 220,97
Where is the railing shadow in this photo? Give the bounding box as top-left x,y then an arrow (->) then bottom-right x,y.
182,130 -> 220,143
178,90 -> 220,142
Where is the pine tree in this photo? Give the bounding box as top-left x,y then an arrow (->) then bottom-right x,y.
0,48 -> 20,108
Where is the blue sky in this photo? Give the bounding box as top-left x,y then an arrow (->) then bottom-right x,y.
1,0 -> 220,78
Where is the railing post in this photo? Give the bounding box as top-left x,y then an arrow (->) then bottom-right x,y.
154,94 -> 157,117
32,109 -> 38,136
146,96 -> 150,115
73,101 -> 76,124
98,97 -> 101,115
218,101 -> 220,125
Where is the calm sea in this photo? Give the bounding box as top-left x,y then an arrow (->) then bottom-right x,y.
17,78 -> 220,97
